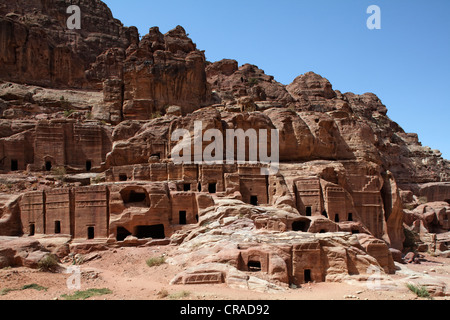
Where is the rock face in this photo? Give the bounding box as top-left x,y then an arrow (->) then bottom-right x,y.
169,199 -> 395,288
121,26 -> 211,119
0,194 -> 22,236
87,25 -> 213,122
0,0 -> 138,88
0,236 -> 50,268
0,118 -> 112,173
0,0 -> 449,292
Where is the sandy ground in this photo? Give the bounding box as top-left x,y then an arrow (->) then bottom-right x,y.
0,245 -> 449,301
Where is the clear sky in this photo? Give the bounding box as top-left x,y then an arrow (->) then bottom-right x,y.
103,0 -> 450,160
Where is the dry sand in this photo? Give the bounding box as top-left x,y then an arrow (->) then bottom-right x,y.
0,245 -> 449,301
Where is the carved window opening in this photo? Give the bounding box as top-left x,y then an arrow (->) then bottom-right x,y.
248,260 -> 261,272
120,188 -> 150,207
128,191 -> 146,203
117,227 -> 132,241
134,224 -> 165,239
119,174 -> 127,182
292,220 -> 310,232
184,184 -> 191,192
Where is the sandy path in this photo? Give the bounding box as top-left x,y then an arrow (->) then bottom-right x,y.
1,246 -> 448,301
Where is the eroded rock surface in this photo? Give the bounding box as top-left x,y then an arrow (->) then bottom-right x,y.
0,0 -> 449,293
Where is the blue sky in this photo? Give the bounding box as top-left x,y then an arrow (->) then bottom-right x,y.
103,0 -> 450,160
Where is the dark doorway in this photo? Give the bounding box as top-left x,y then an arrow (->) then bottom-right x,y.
116,227 -> 132,241
319,229 -> 326,234
198,183 -> 202,192
11,159 -> 18,171
445,199 -> 450,205
184,184 -> 191,192
250,196 -> 258,206
306,207 -> 312,217
127,190 -> 147,203
87,226 -> 95,240
121,188 -> 149,208
292,220 -> 310,232
134,224 -> 165,239
179,211 -> 187,225
248,260 -> 262,272
335,214 -> 340,223
54,221 -> 61,234
45,161 -> 52,171
195,214 -> 199,222
304,269 -> 312,283
208,183 -> 217,194
119,174 -> 127,182
351,229 -> 360,234
348,213 -> 353,222
86,160 -> 92,172
151,153 -> 161,159
29,223 -> 35,236
322,210 -> 328,218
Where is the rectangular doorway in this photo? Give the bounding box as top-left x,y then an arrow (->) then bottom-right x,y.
208,183 -> 217,194
54,221 -> 61,234
304,269 -> 312,283
179,211 -> 187,225
87,226 -> 95,240
11,159 -> 18,171
29,223 -> 35,236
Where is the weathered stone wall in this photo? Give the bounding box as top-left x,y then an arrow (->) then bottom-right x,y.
170,192 -> 198,225
0,127 -> 34,172
74,185 -> 109,239
0,120 -> 112,172
45,188 -> 71,235
20,191 -> 45,236
294,177 -> 323,216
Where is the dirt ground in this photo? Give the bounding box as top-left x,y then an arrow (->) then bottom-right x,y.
0,245 -> 449,301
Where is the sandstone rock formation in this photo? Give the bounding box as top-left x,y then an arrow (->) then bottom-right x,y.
0,236 -> 50,269
0,0 -> 449,292
0,0 -> 138,89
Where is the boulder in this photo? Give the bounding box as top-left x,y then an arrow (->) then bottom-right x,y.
0,236 -> 50,268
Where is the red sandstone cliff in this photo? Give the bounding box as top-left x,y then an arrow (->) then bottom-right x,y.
0,0 -> 138,88
0,0 -> 449,260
